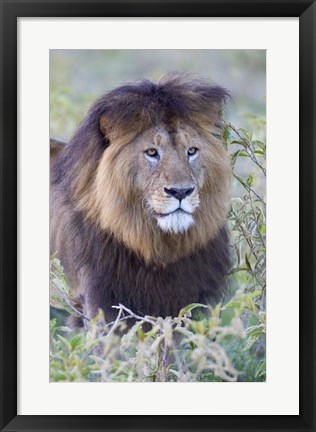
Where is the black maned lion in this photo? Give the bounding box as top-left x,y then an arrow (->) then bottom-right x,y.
50,75 -> 231,327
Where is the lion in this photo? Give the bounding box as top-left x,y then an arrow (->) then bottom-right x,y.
50,74 -> 231,327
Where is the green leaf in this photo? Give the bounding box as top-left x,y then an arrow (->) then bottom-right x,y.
223,126 -> 230,141
254,149 -> 264,155
259,224 -> 266,234
246,324 -> 266,336
229,267 -> 248,274
245,254 -> 252,271
51,372 -> 67,382
251,140 -> 266,150
57,334 -> 72,352
246,173 -> 254,188
178,303 -> 207,317
238,128 -> 252,141
70,334 -> 83,349
230,150 -> 241,166
221,301 -> 242,311
255,360 -> 266,379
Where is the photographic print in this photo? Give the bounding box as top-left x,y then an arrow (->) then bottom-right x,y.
49,49 -> 266,383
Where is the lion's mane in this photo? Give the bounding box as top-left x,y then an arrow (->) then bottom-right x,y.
50,75 -> 231,325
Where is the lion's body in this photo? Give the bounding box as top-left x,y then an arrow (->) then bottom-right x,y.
50,75 -> 231,325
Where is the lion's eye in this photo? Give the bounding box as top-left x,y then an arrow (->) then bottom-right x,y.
188,147 -> 198,157
145,148 -> 159,158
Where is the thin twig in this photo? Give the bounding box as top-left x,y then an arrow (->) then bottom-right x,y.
106,307 -> 123,337
233,174 -> 265,203
248,191 -> 266,249
239,224 -> 258,260
112,304 -> 156,325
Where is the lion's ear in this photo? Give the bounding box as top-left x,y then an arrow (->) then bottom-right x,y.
99,114 -> 108,137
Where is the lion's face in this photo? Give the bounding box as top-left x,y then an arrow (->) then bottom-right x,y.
133,123 -> 207,234
82,124 -> 229,265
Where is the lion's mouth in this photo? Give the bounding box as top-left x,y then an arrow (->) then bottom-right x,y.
154,207 -> 195,233
154,208 -> 192,218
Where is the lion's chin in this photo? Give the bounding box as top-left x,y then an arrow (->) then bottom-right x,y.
156,211 -> 194,234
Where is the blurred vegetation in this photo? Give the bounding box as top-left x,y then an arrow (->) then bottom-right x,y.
50,50 -> 265,140
50,50 -> 266,382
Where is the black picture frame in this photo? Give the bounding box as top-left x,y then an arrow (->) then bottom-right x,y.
0,1 -> 315,431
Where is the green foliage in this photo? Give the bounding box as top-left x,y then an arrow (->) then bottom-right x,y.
50,118 -> 266,383
50,304 -> 245,383
223,118 -> 266,381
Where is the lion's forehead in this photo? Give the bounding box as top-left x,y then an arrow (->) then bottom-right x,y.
136,124 -> 202,155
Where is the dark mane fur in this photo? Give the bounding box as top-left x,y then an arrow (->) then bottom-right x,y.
65,210 -> 230,324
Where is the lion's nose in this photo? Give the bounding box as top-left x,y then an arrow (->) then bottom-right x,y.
164,187 -> 195,201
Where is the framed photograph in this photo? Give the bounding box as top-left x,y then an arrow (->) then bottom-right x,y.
0,1 -> 315,431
